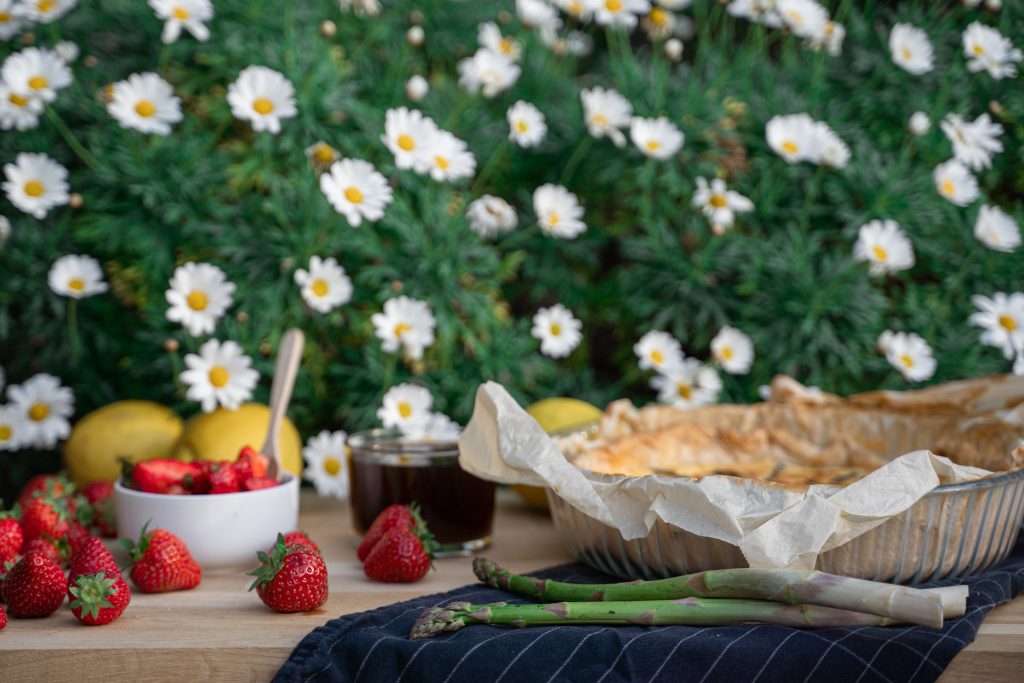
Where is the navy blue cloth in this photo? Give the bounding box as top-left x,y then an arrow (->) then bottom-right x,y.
275,531 -> 1024,683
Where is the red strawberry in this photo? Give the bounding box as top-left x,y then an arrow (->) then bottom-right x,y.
122,527 -> 201,593
233,446 -> 268,482
0,517 -> 23,564
282,530 -> 320,555
0,558 -> 16,603
22,537 -> 62,566
363,525 -> 435,583
68,570 -> 131,626
209,463 -> 241,494
128,459 -> 196,494
247,534 -> 328,613
4,551 -> 67,617
19,495 -> 70,542
69,536 -> 118,580
0,604 -> 6,629
81,482 -> 113,505
16,473 -> 72,509
357,504 -> 416,561
243,476 -> 278,491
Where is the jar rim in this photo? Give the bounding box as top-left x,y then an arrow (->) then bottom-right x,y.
347,427 -> 459,456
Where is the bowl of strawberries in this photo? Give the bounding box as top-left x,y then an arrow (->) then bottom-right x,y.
113,446 -> 299,569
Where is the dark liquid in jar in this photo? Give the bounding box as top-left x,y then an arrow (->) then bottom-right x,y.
349,456 -> 496,545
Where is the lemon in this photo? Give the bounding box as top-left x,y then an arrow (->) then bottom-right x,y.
63,401 -> 184,486
511,397 -> 604,511
172,403 -> 303,476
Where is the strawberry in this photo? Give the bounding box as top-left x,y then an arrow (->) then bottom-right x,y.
0,604 -> 6,629
233,446 -> 268,482
0,558 -> 16,603
68,570 -> 131,626
127,459 -> 197,494
0,516 -> 23,564
362,524 -> 435,583
357,503 -> 416,561
69,536 -> 119,579
282,530 -> 320,555
66,522 -> 93,557
209,463 -> 241,494
122,526 -> 201,593
247,534 -> 328,613
16,473 -> 73,509
81,482 -> 113,506
243,476 -> 278,491
4,551 -> 67,618
22,537 -> 63,565
19,495 -> 70,542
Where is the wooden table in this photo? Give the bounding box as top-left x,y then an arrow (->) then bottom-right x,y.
0,491 -> 1020,682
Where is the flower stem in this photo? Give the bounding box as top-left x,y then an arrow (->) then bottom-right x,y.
470,139 -> 509,196
559,136 -> 593,186
67,299 -> 81,362
47,108 -> 102,171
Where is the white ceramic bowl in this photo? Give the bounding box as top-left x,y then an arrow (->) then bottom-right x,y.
113,474 -> 300,569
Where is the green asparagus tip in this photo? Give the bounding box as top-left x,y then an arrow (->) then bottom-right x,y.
410,606 -> 463,640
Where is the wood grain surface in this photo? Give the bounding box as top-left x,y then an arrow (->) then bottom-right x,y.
0,491 -> 1019,682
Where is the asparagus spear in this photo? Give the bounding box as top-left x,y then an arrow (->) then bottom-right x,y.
473,558 -> 946,628
410,599 -> 899,639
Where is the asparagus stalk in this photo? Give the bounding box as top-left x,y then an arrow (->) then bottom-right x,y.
410,599 -> 899,639
921,586 -> 969,619
473,558 -> 946,628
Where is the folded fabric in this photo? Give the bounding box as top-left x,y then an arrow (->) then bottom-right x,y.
275,532 -> 1024,683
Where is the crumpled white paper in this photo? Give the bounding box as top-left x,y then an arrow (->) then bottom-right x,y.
458,381 -> 995,570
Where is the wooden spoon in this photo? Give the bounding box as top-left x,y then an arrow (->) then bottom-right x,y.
262,328 -> 305,481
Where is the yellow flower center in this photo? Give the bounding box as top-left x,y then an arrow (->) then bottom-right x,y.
550,323 -> 562,336
591,113 -> 609,127
999,314 -> 1018,332
323,456 -> 342,476
548,212 -> 560,227
8,92 -> 28,107
567,0 -> 584,16
187,290 -> 208,311
605,0 -> 622,11
68,277 -> 85,292
650,350 -> 664,365
676,382 -> 692,400
646,140 -> 661,152
972,44 -> 984,56
648,8 -> 668,25
434,155 -> 450,170
311,279 -> 329,297
0,12 -> 10,22
709,194 -> 728,208
173,6 -> 189,20
720,346 -> 734,361
24,180 -> 44,197
312,144 -> 335,163
785,10 -> 802,24
499,37 -> 515,55
781,140 -> 798,155
208,366 -> 230,388
940,180 -> 955,196
29,403 -> 49,421
37,0 -> 55,12
252,98 -> 274,115
398,401 -> 413,419
900,354 -> 914,368
394,322 -> 411,337
871,245 -> 888,262
134,99 -> 157,117
0,425 -> 11,441
28,75 -> 48,90
516,120 -> 528,133
344,186 -> 364,204
397,134 -> 415,152
900,47 -> 912,62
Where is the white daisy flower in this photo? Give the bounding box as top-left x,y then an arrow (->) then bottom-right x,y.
727,0 -> 783,28
587,0 -> 651,29
302,430 -> 350,500
663,38 -> 684,60
0,215 -> 9,241
13,0 -> 76,23
226,66 -> 297,134
553,0 -> 591,21
294,256 -> 353,314
518,0 -> 562,28
879,331 -> 936,382
404,412 -> 462,441
1,47 -> 72,104
692,177 -> 754,234
629,116 -> 684,160
532,303 -> 583,358
382,107 -> 438,172
377,383 -> 433,432
371,296 -> 436,360
962,22 -> 1021,80
180,339 -> 260,413
6,373 -> 74,449
479,21 -> 522,62
507,101 -> 547,148
466,195 -> 518,238
889,24 -> 934,75
711,325 -> 755,375
0,403 -> 24,452
405,25 -> 424,47
149,0 -> 213,44
655,0 -> 693,8
941,113 -> 1003,172
164,261 -> 235,337
809,21 -> 845,56
421,129 -> 476,182
0,0 -> 26,41
541,28 -> 594,57
533,183 -> 586,239
776,0 -> 828,40
2,153 -> 69,219
642,6 -> 678,41
405,75 -> 429,102
0,80 -> 43,131
633,330 -> 684,372
581,87 -> 633,147
969,292 -> 1024,359
765,113 -> 820,164
48,254 -> 108,299
974,205 -> 1020,253
54,41 -> 79,64
813,122 -> 850,168
338,0 -> 381,17
107,72 -> 183,136
305,141 -> 339,172
933,159 -> 979,207
908,111 -> 931,136
320,158 -> 393,227
853,219 -> 915,276
457,49 -> 521,98
651,358 -> 722,408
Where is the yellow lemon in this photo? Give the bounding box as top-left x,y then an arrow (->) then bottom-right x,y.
63,401 -> 184,486
511,397 -> 604,510
172,403 -> 302,476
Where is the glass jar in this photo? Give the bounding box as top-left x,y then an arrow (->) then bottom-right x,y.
347,428 -> 495,556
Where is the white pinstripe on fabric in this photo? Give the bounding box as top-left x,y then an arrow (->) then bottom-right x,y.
595,627 -> 675,683
544,628 -> 609,683
800,628 -> 897,683
441,628 -> 529,683
494,627 -> 564,683
644,627 -> 712,683
395,640 -> 436,683
750,630 -> 799,683
697,626 -> 763,683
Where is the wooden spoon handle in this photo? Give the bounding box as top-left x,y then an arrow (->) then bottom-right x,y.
262,328 -> 305,480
